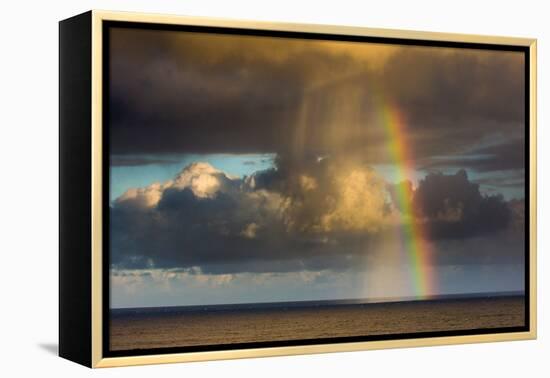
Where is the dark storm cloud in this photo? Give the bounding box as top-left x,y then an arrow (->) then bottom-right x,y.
111,160 -> 522,273
108,28 -> 339,156
381,48 -> 525,124
376,48 -> 525,163
412,169 -> 512,239
108,27 -> 525,171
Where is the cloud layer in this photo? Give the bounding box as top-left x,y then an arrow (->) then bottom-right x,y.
110,160 -> 523,274
108,27 -> 525,174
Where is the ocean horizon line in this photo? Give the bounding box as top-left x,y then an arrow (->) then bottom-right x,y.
111,290 -> 525,312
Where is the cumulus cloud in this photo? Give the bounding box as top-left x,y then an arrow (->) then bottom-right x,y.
111,159 -> 521,274
111,159 -> 388,272
413,169 -> 512,239
245,156 -> 392,234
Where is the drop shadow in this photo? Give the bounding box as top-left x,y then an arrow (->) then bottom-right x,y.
38,343 -> 58,356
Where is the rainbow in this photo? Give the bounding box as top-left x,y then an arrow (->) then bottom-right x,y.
379,102 -> 435,299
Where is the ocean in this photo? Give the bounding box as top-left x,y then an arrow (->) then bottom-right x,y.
109,294 -> 525,351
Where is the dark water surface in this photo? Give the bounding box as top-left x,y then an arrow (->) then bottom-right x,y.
110,295 -> 525,351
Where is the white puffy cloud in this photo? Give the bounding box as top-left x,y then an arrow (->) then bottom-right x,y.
172,162 -> 227,198
115,162 -> 235,210
116,182 -> 167,208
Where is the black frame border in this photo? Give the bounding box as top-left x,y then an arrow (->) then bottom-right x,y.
101,20 -> 531,359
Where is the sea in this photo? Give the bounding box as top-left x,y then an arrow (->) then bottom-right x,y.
109,292 -> 525,351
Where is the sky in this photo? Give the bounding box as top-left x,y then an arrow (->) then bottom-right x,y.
108,26 -> 526,308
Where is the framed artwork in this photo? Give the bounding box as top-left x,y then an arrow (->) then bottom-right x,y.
59,10 -> 537,368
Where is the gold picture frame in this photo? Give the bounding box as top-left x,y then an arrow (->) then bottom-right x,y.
59,9 -> 537,368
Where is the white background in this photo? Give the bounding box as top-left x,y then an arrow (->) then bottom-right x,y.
0,0 -> 547,376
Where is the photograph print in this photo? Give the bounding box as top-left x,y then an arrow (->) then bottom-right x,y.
106,23 -> 528,354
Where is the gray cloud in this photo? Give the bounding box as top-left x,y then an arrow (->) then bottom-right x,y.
412,169 -> 513,239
